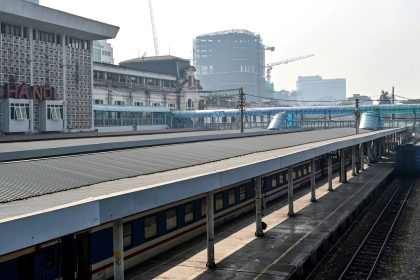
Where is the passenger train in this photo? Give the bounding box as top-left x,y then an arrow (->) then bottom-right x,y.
0,154 -> 347,279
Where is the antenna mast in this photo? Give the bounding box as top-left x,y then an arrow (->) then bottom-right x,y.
148,0 -> 159,56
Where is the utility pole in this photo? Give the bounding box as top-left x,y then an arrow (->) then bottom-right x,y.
239,87 -> 245,133
391,86 -> 395,122
355,98 -> 360,134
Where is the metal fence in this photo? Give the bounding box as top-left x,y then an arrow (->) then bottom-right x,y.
94,118 -> 167,127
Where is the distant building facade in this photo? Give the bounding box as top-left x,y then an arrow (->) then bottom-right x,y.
193,30 -> 266,101
93,57 -> 202,131
343,94 -> 373,106
272,90 -> 299,106
93,60 -> 201,111
119,56 -> 201,110
0,0 -> 118,134
93,40 -> 114,64
297,75 -> 346,105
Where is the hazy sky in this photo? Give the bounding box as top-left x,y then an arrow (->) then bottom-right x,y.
41,0 -> 420,99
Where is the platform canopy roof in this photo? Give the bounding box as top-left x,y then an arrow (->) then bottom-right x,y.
0,0 -> 119,40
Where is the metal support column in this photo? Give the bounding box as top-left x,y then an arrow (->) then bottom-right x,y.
360,143 -> 365,171
206,191 -> 216,268
328,157 -> 333,191
288,166 -> 295,217
367,141 -> 372,166
340,149 -> 347,183
113,219 -> 124,280
255,177 -> 264,237
373,140 -> 377,162
351,145 -> 356,176
310,158 -> 316,202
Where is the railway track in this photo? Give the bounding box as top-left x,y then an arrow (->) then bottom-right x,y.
338,179 -> 414,280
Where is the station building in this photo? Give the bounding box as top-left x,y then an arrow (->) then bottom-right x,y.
93,56 -> 202,131
0,0 -> 118,133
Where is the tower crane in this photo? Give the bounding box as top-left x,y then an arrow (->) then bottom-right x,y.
265,54 -> 314,83
148,0 -> 159,56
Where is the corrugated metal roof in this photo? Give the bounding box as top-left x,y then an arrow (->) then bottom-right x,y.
0,128 -> 361,203
0,128 -> 307,161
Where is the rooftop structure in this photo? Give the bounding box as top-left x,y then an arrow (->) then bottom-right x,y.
93,40 -> 114,64
119,55 -> 191,78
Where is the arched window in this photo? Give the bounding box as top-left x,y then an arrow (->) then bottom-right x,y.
186,99 -> 194,110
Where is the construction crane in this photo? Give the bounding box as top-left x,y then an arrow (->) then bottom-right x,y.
265,54 -> 314,83
148,0 -> 159,56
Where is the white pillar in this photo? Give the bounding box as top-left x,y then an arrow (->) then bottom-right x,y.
288,166 -> 295,217
340,149 -> 347,183
113,219 -> 124,280
360,143 -> 365,171
310,158 -> 317,202
373,140 -> 377,162
206,191 -> 216,268
255,176 -> 264,237
351,145 -> 356,176
328,157 -> 333,191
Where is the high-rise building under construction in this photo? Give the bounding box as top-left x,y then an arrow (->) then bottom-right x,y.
193,30 -> 266,101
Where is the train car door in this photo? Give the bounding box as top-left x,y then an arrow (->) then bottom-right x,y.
17,252 -> 35,280
61,235 -> 75,280
75,231 -> 91,279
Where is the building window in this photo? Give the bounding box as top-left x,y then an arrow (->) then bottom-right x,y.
151,102 -> 160,107
144,215 -> 157,239
166,208 -> 177,231
94,99 -> 104,105
228,189 -> 236,206
215,193 -> 224,211
184,203 -> 195,224
114,100 -> 125,106
123,223 -> 132,248
168,103 -> 176,111
47,105 -> 63,120
1,23 -> 22,37
239,185 -> 246,201
134,101 -> 144,106
186,99 -> 194,110
10,103 -> 29,120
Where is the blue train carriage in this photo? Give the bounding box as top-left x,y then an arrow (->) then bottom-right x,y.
0,156 -> 345,280
396,142 -> 420,176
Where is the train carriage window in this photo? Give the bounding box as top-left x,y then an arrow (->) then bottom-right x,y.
308,164 -> 312,173
239,185 -> 246,201
297,168 -> 302,178
144,215 -> 157,239
201,198 -> 206,217
272,175 -> 278,188
166,208 -> 178,231
215,193 -> 224,211
228,189 -> 236,206
184,203 -> 195,224
123,223 -> 132,248
43,246 -> 56,267
293,171 -> 297,180
279,173 -> 284,185
303,165 -> 307,175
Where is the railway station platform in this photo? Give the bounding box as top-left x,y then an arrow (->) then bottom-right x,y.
126,158 -> 395,279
